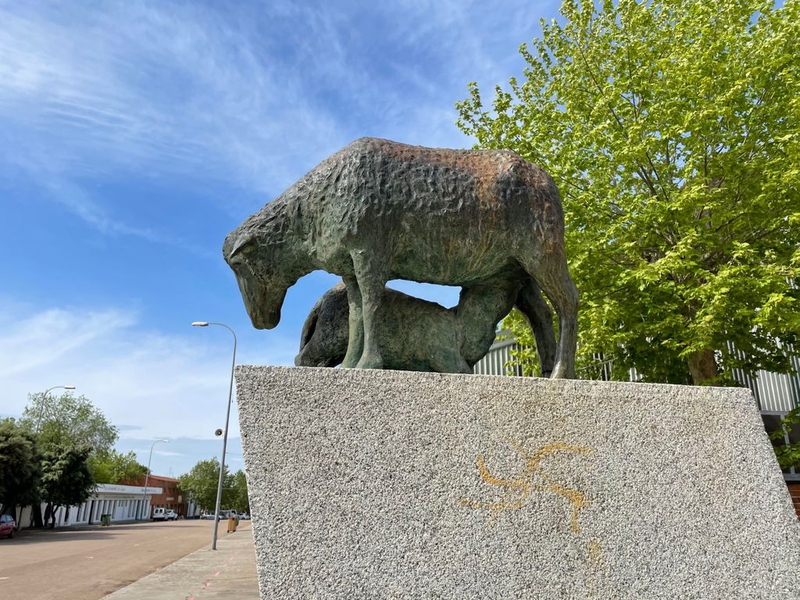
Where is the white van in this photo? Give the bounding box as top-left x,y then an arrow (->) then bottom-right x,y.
151,507 -> 168,522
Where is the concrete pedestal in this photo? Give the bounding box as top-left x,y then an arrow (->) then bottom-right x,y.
235,366 -> 800,599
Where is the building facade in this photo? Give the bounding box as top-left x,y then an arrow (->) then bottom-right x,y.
124,474 -> 199,518
16,483 -> 163,529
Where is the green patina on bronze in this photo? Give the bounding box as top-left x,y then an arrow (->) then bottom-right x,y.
223,137 -> 578,378
295,275 -> 551,374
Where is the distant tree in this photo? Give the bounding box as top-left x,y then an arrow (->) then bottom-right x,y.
179,458 -> 232,513
229,470 -> 251,515
39,445 -> 95,528
19,392 -> 116,526
21,392 -> 118,453
457,0 -> 800,384
89,450 -> 148,484
0,418 -> 41,522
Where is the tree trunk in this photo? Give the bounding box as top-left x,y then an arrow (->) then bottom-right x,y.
688,349 -> 718,385
44,503 -> 58,528
33,503 -> 44,528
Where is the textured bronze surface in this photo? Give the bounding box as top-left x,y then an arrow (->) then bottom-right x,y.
224,138 -> 578,377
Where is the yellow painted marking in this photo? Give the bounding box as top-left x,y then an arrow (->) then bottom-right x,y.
459,440 -> 592,532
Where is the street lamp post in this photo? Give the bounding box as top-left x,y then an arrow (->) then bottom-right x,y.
141,439 -> 169,520
37,385 -> 76,432
192,321 -> 237,550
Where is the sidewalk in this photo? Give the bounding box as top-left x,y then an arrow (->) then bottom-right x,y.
102,522 -> 260,599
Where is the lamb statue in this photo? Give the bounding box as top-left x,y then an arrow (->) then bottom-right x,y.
296,274 -> 555,375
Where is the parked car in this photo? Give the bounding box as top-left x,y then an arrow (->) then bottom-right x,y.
239,513 -> 250,520
151,507 -> 168,522
165,509 -> 178,521
0,514 -> 16,539
200,512 -> 217,520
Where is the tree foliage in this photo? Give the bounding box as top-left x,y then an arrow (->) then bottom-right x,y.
457,0 -> 800,384
89,450 -> 148,484
179,458 -> 232,513
228,470 -> 251,515
39,445 -> 95,527
18,392 -> 116,527
21,392 -> 118,453
0,418 -> 41,517
771,407 -> 800,470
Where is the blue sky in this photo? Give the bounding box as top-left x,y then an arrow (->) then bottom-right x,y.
0,0 -> 558,477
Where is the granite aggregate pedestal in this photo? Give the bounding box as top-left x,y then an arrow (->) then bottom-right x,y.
235,366 -> 800,599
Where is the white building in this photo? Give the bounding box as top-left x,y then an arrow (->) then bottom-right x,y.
17,483 -> 163,529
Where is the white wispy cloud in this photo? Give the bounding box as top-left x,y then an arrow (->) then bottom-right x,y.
1,301 -> 297,444
0,307 -> 136,377
40,177 -> 217,258
0,1 -> 348,236
0,0 -> 554,197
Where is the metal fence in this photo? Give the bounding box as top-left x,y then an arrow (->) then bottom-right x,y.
729,353 -> 800,413
472,338 -> 524,376
474,337 -> 800,413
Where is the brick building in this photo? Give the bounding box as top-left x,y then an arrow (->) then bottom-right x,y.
125,474 -> 197,518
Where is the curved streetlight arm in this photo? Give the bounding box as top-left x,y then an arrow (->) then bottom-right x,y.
192,320 -> 237,550
44,385 -> 76,395
37,385 -> 76,432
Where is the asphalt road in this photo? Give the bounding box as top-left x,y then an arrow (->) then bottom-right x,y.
0,519 -> 229,600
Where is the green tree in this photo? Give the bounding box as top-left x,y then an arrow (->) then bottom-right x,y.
39,445 -> 95,528
0,418 -> 41,522
228,470 -> 250,515
21,392 -> 118,452
89,450 -> 148,484
179,458 -> 232,513
457,0 -> 800,384
20,392 -> 116,527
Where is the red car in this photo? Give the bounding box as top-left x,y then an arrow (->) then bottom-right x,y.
0,514 -> 15,539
